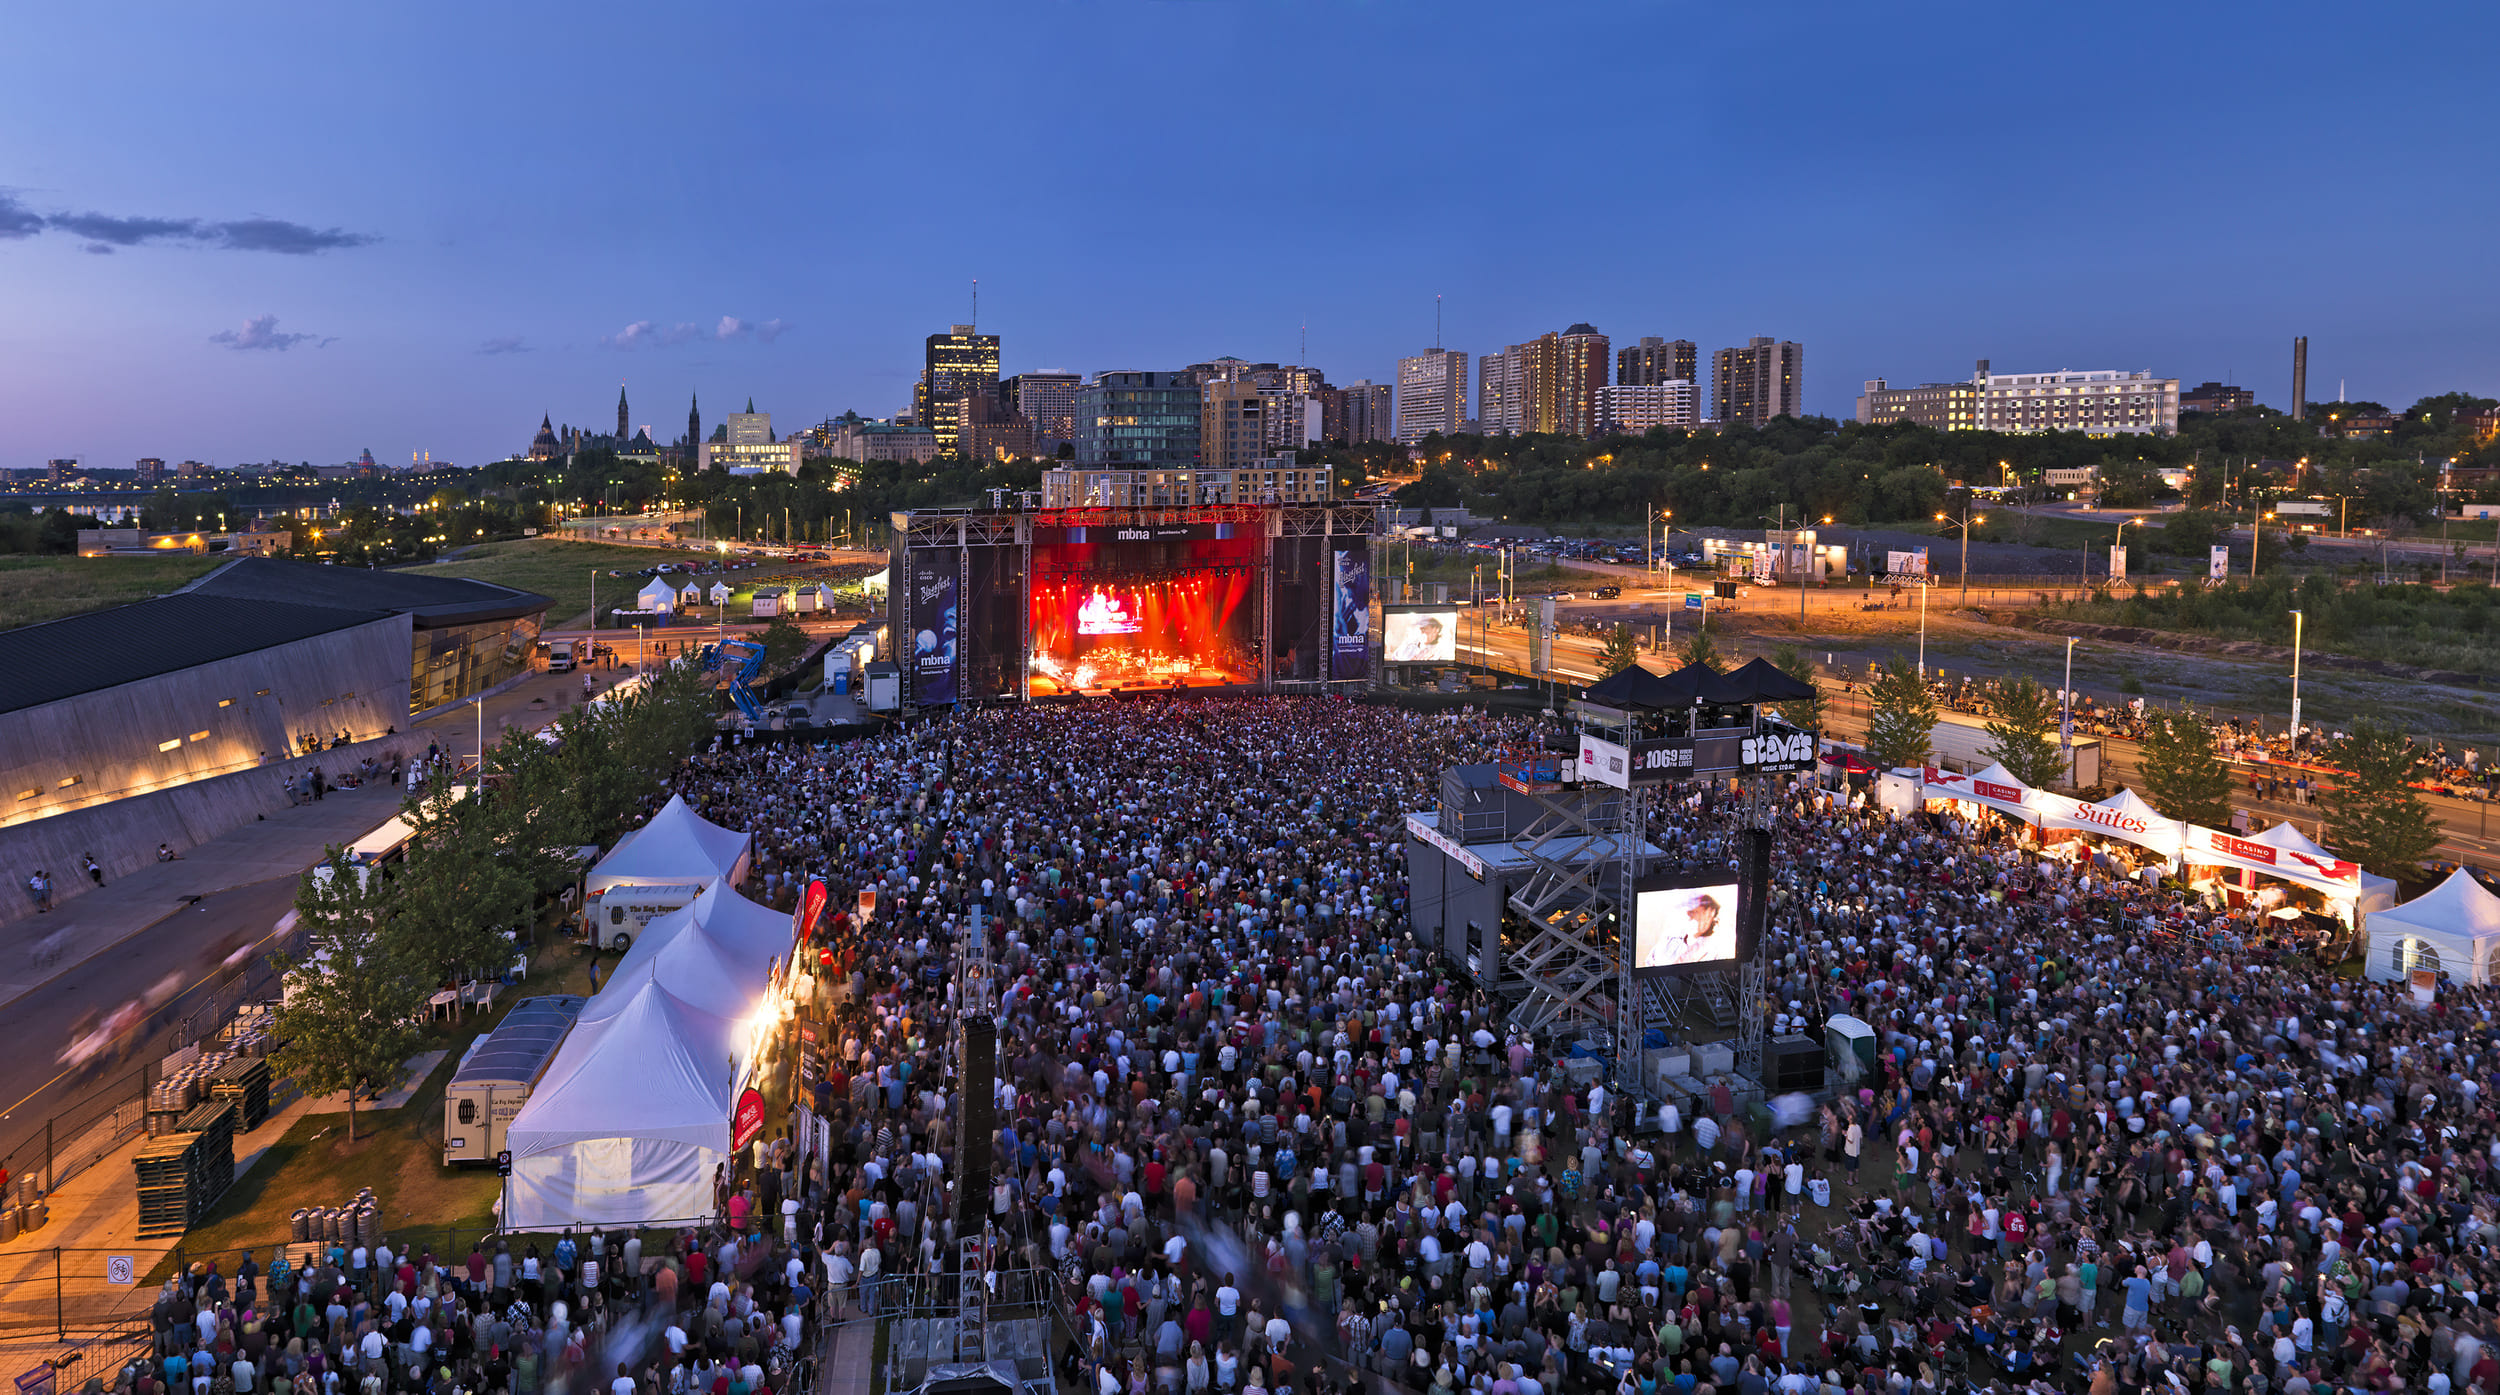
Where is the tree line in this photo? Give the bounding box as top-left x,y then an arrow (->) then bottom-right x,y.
268,662 -> 718,1137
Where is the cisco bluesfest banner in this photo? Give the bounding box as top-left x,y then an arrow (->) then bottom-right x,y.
908,550 -> 959,706
1330,548 -> 1371,681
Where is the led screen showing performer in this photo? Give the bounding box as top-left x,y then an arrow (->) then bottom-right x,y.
1383,609 -> 1457,662
1632,878 -> 1742,976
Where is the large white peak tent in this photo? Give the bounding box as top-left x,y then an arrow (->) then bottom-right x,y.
634,577 -> 678,613
501,972 -> 755,1228
1919,763 -> 2037,822
2365,869 -> 2500,984
2029,785 -> 2187,859
2248,821 -> 2337,862
600,880 -> 788,1022
586,795 -> 753,898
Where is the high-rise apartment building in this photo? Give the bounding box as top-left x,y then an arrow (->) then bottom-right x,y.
1201,379 -> 1270,470
1075,371 -> 1202,467
1595,382 -> 1697,433
1395,349 -> 1468,443
1476,326 -> 1609,436
1007,371 -> 1083,456
1712,337 -> 1805,427
1618,337 -> 1698,388
135,457 -> 167,484
915,324 -> 1001,454
1476,348 -> 1526,436
1977,368 -> 2179,435
1331,380 -> 1394,445
2180,381 -> 2254,414
47,459 -> 75,484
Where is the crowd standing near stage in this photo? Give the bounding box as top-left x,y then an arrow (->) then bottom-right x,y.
122,693 -> 2500,1395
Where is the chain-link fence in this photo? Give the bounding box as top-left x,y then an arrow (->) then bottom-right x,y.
0,955 -> 284,1206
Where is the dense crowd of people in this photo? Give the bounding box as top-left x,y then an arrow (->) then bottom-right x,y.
116,691 -> 2500,1395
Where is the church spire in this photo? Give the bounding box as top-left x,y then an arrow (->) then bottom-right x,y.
617,383 -> 629,442
746,396 -> 755,413
688,392 -> 701,455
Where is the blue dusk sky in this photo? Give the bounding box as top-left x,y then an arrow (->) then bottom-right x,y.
3,2 -> 2494,472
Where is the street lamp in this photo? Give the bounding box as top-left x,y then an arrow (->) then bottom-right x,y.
2288,609 -> 2305,745
2113,516 -> 2145,583
1936,503 -> 1987,605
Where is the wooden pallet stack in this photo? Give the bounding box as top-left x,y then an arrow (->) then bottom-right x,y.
132,1100 -> 237,1238
207,1057 -> 274,1129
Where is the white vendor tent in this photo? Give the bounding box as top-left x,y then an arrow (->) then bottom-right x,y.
2183,822 -> 2363,901
603,880 -> 788,1021
634,577 -> 678,613
501,972 -> 756,1228
1920,763 -> 2037,823
2029,786 -> 2187,859
2365,869 -> 2500,984
586,795 -> 752,897
708,581 -> 734,605
862,568 -> 889,596
679,582 -> 706,608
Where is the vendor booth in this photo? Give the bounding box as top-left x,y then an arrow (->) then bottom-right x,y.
1919,763 -> 2038,823
585,795 -> 753,898
2027,787 -> 2187,860
2365,869 -> 2500,984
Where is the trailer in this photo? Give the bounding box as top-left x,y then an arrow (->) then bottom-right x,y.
442,995 -> 587,1165
1925,711 -> 2100,788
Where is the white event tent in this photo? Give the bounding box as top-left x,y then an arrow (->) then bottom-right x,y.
501,882 -> 788,1228
1919,764 -> 2038,823
634,577 -> 678,613
585,795 -> 752,899
2365,869 -> 2500,984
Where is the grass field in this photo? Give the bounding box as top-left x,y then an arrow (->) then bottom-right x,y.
0,553 -> 228,631
398,539 -> 684,624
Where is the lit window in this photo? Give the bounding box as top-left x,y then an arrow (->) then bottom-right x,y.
159,739 -> 182,753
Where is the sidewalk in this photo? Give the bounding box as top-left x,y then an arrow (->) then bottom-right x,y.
0,1077 -> 318,1338
0,666 -> 631,1013
0,782 -> 405,1013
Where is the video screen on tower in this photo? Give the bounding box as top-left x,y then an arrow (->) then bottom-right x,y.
1382,609 -> 1458,662
1632,875 -> 1743,977
1027,525 -> 1262,696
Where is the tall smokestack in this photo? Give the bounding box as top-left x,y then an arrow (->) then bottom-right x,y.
2291,337 -> 2308,422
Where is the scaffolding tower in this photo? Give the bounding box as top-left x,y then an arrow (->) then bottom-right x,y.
1498,685 -> 1803,1097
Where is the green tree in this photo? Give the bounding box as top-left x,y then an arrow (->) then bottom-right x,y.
1679,619 -> 1723,672
1769,644 -> 1825,729
268,850 -> 428,1142
1981,677 -> 2067,788
392,787 -> 538,1012
758,613 -> 810,674
1599,624 -> 1640,676
2320,722 -> 2445,879
1863,657 -> 1938,772
2136,713 -> 2235,828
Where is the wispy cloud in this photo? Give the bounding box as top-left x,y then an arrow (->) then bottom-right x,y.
0,189 -> 375,254
607,315 -> 793,348
210,314 -> 333,351
213,218 -> 374,254
0,192 -> 47,239
478,335 -> 532,355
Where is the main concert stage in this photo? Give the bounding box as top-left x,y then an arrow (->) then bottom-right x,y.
887,502 -> 1379,709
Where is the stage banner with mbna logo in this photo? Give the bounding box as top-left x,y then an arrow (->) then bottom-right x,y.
908,550 -> 959,706
1331,548 -> 1371,680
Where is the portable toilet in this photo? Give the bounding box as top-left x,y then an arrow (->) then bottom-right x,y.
1824,1014 -> 1877,1084
862,660 -> 901,712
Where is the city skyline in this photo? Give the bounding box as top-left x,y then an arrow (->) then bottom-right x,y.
4,2 -> 2495,472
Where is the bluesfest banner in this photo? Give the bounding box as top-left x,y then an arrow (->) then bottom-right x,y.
908,550 -> 959,706
1330,549 -> 1371,680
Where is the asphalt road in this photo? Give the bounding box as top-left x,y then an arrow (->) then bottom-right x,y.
0,874 -> 302,1182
